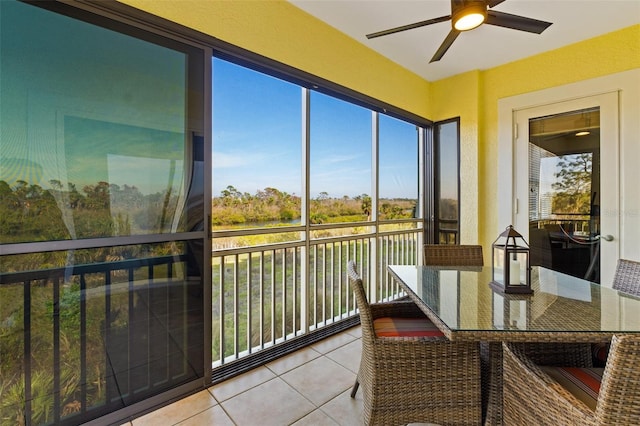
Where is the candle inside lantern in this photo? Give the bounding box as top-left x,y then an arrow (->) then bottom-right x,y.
509,259 -> 520,285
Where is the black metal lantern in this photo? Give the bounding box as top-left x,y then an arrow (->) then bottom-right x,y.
490,225 -> 532,294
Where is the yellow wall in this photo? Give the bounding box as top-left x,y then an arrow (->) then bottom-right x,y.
430,25 -> 640,250
429,71 -> 482,244
118,0 -> 431,118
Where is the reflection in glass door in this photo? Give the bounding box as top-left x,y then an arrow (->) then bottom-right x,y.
528,108 -> 601,282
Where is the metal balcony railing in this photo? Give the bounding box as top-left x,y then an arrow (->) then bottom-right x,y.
211,225 -> 421,367
438,218 -> 459,244
0,255 -> 197,426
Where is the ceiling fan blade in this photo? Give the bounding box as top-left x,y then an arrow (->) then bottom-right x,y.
486,10 -> 552,34
430,29 -> 460,63
487,0 -> 506,8
366,15 -> 451,39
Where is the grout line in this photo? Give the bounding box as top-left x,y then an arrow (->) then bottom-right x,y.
263,346 -> 323,377
316,389 -> 358,426
208,366 -> 277,403
166,391 -> 222,426
214,399 -> 239,426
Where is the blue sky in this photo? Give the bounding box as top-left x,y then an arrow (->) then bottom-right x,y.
212,57 -> 418,199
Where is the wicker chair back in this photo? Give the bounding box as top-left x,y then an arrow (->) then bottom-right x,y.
612,258 -> 640,296
423,244 -> 484,266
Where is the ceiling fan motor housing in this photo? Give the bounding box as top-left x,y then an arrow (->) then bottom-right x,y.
452,0 -> 488,31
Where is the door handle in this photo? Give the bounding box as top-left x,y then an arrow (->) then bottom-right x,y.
600,234 -> 614,242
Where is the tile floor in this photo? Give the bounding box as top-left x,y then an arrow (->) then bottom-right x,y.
125,326 -> 368,426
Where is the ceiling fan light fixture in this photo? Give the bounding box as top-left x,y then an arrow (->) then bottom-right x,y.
365,0 -> 553,63
452,2 -> 487,31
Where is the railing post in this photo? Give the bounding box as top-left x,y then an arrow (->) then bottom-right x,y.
53,276 -> 61,423
23,279 -> 31,426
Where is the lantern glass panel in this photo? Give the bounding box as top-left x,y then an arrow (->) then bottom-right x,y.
507,250 -> 528,286
493,245 -> 505,285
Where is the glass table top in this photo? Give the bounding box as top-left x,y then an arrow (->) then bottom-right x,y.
388,265 -> 640,339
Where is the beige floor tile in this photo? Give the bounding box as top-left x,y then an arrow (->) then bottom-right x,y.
132,390 -> 217,426
320,388 -> 364,426
210,365 -> 276,402
292,409 -> 340,426
310,332 -> 357,354
281,356 -> 356,406
266,346 -> 322,376
176,404 -> 235,426
325,339 -> 361,374
344,325 -> 362,339
221,377 -> 315,426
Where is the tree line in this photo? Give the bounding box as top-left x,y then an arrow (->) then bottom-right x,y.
211,185 -> 416,227
0,179 -> 179,244
1,179 -> 418,245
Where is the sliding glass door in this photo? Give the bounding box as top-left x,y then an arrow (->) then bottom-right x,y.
0,2 -> 206,424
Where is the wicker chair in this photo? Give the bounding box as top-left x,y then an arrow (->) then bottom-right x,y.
503,334 -> 640,425
347,261 -> 481,425
592,258 -> 640,365
612,258 -> 640,295
423,244 -> 484,266
481,339 -> 594,425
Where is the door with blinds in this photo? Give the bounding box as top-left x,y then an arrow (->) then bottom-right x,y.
514,92 -> 619,284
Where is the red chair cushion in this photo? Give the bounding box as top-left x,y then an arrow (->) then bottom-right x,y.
542,367 -> 604,411
373,317 -> 445,338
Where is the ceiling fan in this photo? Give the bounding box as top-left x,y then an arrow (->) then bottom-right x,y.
366,0 -> 552,63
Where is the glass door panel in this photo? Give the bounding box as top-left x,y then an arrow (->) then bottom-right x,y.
528,108 -> 601,281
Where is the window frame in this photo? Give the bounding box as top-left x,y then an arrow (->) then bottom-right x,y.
433,117 -> 461,244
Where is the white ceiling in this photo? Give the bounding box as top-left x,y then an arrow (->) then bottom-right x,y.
289,0 -> 640,81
